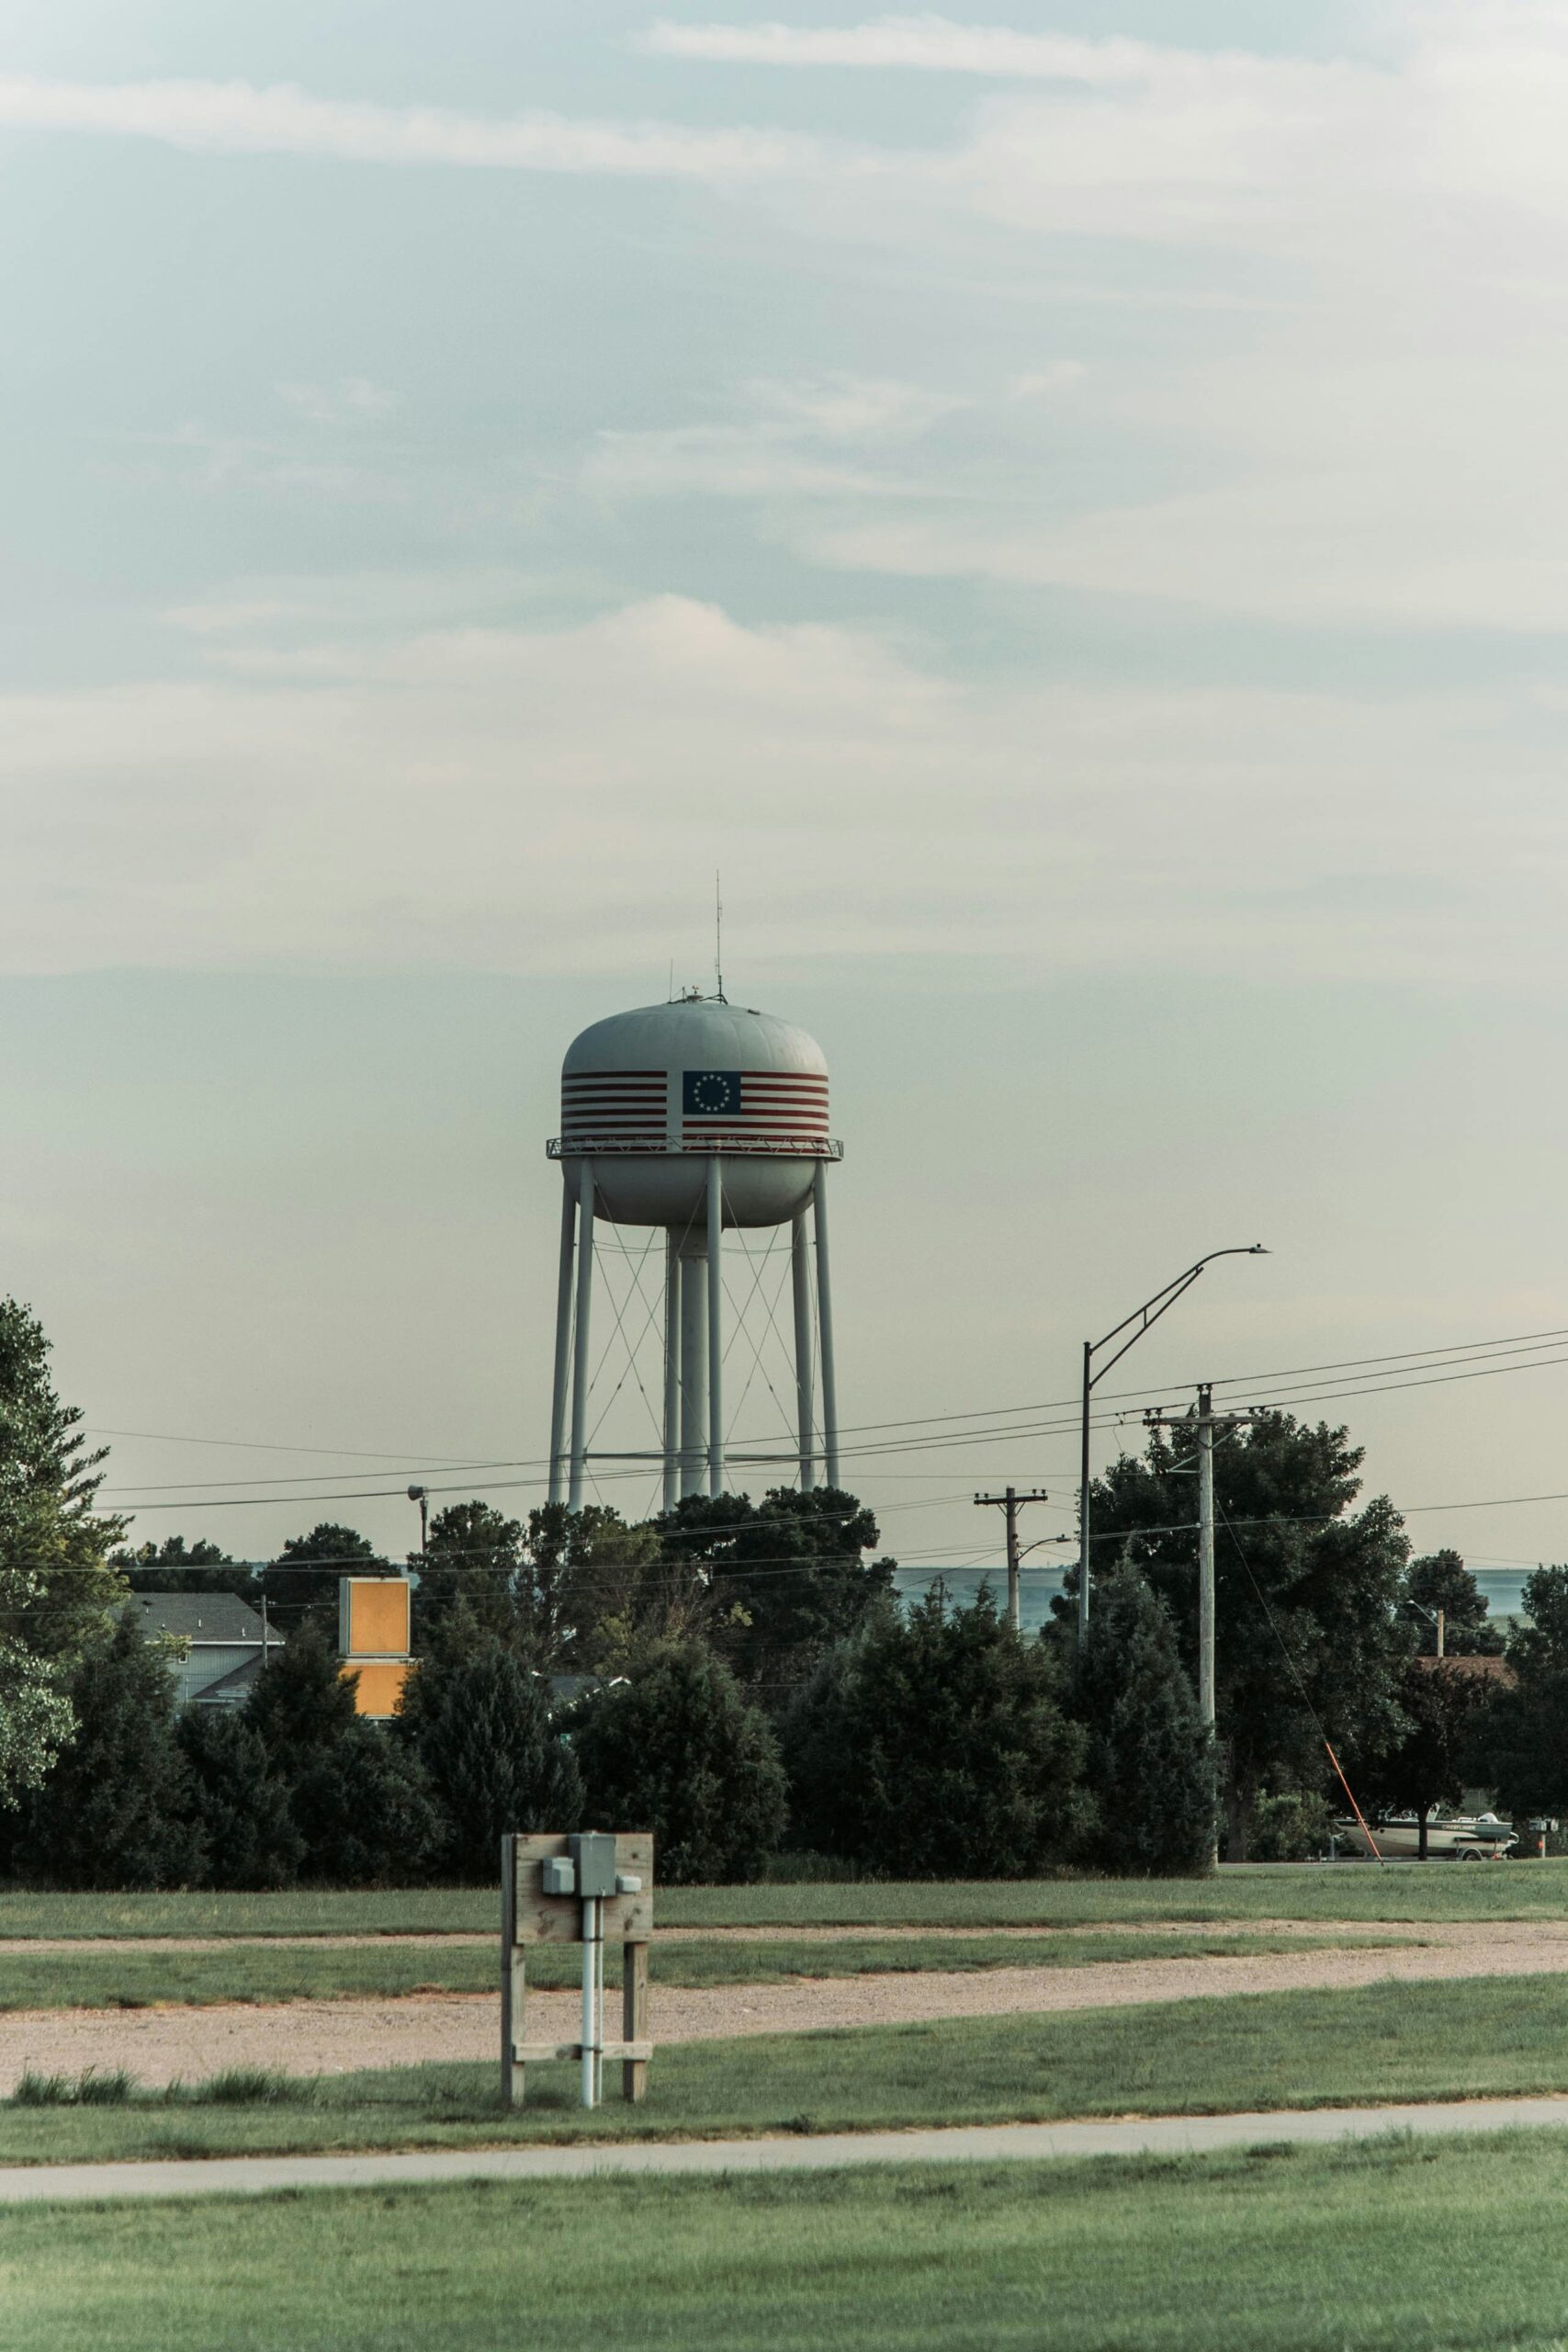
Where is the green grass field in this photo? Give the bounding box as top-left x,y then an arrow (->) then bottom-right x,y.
0,1860 -> 1561,1939
0,1928 -> 1411,2011
5,1971 -> 1568,2163
9,2134 -> 1568,2351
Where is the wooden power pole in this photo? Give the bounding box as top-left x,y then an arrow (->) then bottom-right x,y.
973,1487 -> 1050,1633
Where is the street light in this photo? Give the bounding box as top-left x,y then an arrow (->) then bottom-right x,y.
1077,1246 -> 1268,1639
407,1485 -> 429,1555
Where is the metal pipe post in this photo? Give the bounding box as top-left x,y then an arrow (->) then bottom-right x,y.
1077,1339 -> 1092,1640
580,1896 -> 600,2109
567,1159 -> 595,1511
661,1237 -> 681,1514
547,1185 -> 577,1507
813,1163 -> 840,1489
706,1158 -> 725,1497
1196,1383 -> 1216,1731
680,1249 -> 707,1499
791,1207 -> 815,1492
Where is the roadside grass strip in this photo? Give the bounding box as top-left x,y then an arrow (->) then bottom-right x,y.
5,1972 -> 1568,2163
7,2134 -> 1568,2350
1,1860 -> 1565,1941
0,1928 -> 1415,2011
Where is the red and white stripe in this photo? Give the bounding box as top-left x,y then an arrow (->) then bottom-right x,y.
560,1069 -> 667,1139
682,1070 -> 829,1139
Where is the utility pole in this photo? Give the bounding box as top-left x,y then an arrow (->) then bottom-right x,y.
1145,1386 -> 1261,1869
1077,1246 -> 1267,1640
973,1487 -> 1050,1633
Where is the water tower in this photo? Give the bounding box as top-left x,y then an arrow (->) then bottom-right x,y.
546,992 -> 842,1510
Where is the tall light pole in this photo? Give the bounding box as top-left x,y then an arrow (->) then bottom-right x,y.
407,1484 -> 429,1555
1078,1247 -> 1267,1640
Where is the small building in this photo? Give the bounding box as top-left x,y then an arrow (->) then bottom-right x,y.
124,1591 -> 279,1710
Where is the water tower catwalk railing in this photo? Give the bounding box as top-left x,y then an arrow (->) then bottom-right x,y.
545,1136 -> 843,1511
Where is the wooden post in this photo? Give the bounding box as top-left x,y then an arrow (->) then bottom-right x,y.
623,1940 -> 649,2103
500,1837 -> 526,2109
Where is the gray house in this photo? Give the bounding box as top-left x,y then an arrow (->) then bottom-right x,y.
124,1592 -> 280,1710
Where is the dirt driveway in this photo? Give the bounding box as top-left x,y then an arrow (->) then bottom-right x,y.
5,1918 -> 1568,2089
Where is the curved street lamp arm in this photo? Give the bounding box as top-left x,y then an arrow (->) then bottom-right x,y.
1088,1245 -> 1269,1388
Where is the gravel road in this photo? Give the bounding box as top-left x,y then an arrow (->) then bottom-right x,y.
4,1918 -> 1568,2089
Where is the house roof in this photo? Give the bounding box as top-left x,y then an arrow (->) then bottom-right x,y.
1414,1652 -> 1515,1684
198,1654 -> 270,1701
123,1592 -> 268,1644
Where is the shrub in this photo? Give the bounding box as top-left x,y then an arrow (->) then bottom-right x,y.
569,1639 -> 787,1884
783,1590 -> 1091,1878
1247,1789 -> 1336,1861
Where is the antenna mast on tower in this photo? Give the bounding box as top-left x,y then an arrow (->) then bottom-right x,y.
715,874 -> 726,1003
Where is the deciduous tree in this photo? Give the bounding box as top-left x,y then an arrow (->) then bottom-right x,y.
1074,1413 -> 1410,1860
0,1298 -> 128,1806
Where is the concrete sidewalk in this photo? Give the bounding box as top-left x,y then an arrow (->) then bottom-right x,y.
5,2097 -> 1568,2204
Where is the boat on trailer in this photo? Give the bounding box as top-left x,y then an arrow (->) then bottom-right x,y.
1333,1811 -> 1517,1860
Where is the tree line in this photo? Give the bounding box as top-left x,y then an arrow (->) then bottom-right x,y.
0,1291 -> 1560,1885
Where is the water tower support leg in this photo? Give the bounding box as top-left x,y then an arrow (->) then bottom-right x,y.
547,1186 -> 577,1508
814,1164 -> 841,1490
792,1208 -> 815,1492
706,1157 -> 725,1498
661,1237 -> 681,1515
567,1159 -> 595,1511
680,1251 -> 707,1498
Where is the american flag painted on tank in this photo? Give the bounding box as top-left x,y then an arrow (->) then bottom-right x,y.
682,1068 -> 829,1137
559,1069 -> 667,1138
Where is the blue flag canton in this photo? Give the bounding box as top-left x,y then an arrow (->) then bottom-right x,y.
683,1069 -> 741,1114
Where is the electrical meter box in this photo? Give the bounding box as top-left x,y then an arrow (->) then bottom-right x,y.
541,1857 -> 576,1898
570,1832 -> 619,1900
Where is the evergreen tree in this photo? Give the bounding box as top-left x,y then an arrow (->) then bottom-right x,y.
570,1639 -> 787,1884
1071,1565 -> 1216,1876
784,1590 -> 1091,1878
244,1621 -> 357,1764
177,1707 -> 302,1890
1071,1411 -> 1410,1860
0,1298 -> 128,1804
400,1623 -> 582,1879
256,1522 -> 386,1636
1405,1551 -> 1504,1657
1468,1566 -> 1568,1826
290,1725 -> 442,1886
17,1612 -> 201,1888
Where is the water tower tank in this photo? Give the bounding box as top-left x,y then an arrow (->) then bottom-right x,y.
545,994 -> 842,1514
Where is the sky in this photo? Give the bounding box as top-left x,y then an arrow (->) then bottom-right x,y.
6,2 -> 1568,1601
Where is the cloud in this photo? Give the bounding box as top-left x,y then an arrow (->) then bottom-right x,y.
0,72 -> 822,178
642,16 -> 1161,81
615,7 -> 1568,637
2,594 -> 1562,989
276,379 -> 399,424
581,375 -> 964,502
